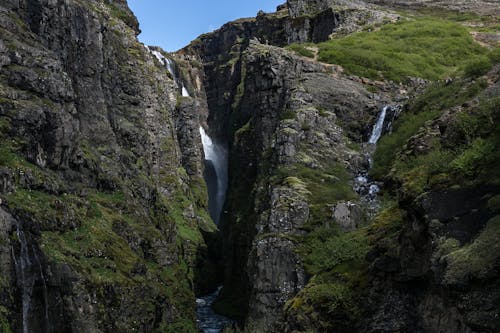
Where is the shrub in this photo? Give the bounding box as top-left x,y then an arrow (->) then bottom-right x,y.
451,138 -> 495,177
488,47 -> 500,64
464,56 -> 493,78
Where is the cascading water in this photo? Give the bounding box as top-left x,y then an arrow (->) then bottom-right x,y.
196,287 -> 234,333
199,127 -> 228,225
368,105 -> 389,144
12,222 -> 50,333
147,47 -> 189,96
354,105 -> 393,214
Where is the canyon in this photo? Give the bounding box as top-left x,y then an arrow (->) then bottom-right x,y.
0,0 -> 499,332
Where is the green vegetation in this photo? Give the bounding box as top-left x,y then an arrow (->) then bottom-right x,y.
444,215 -> 500,285
0,306 -> 12,333
273,162 -> 356,228
287,43 -> 315,58
299,227 -> 369,276
287,204 -> 404,327
463,56 -> 493,78
288,228 -> 369,330
371,79 -> 489,180
317,18 -> 488,81
279,109 -> 297,120
105,3 -> 137,29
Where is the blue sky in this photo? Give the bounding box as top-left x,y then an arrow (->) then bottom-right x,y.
128,0 -> 284,52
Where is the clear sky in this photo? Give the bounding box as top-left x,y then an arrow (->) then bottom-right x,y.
128,0 -> 284,52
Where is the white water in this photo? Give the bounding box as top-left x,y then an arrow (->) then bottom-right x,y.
165,58 -> 175,78
196,287 -> 234,332
199,127 -> 228,224
147,48 -> 182,92
15,224 -> 33,333
12,223 -> 50,333
368,106 -> 389,144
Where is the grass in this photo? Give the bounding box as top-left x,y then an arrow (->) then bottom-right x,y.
273,162 -> 356,228
317,18 -> 488,81
443,215 -> 500,285
298,227 -> 369,276
370,79 -> 488,180
287,43 -> 315,58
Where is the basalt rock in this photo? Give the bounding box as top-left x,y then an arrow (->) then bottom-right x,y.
0,0 -> 214,332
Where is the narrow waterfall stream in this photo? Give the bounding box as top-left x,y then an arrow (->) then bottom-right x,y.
354,105 -> 393,213
199,127 -> 228,225
13,222 -> 50,333
368,105 -> 389,144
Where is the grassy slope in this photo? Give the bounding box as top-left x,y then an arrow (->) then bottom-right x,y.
283,9 -> 500,332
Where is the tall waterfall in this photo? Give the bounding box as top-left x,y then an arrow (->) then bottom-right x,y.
13,223 -> 50,333
199,127 -> 228,224
369,105 -> 389,144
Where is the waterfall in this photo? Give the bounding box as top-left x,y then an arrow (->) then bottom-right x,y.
12,222 -> 50,333
14,224 -> 33,333
164,57 -> 175,78
354,105 -> 393,215
368,105 -> 389,144
199,127 -> 228,224
147,48 -> 187,95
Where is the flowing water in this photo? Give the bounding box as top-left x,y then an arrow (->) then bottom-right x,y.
368,105 -> 389,144
354,105 -> 393,213
196,287 -> 234,333
12,222 -> 50,333
199,127 -> 228,225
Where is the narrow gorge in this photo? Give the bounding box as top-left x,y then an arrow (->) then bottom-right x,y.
0,0 -> 499,332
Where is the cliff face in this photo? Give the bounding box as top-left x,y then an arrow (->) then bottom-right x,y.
0,0 -> 214,332
181,0 -> 500,332
1,0 -> 499,332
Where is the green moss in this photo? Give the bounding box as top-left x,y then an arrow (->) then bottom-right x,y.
444,215 -> 500,285
274,162 -> 356,227
287,43 -> 315,58
299,227 -> 369,275
39,191 -> 142,285
279,109 -> 297,120
0,306 -> 12,333
488,195 -> 500,213
6,189 -> 86,227
105,3 -> 137,28
488,47 -> 500,63
317,18 -> 487,81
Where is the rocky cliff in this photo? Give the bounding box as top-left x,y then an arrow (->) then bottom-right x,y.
1,0 -> 499,332
0,0 -> 215,332
180,0 -> 499,332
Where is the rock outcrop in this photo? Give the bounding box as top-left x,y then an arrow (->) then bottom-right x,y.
1,0 -> 499,332
0,0 -> 214,332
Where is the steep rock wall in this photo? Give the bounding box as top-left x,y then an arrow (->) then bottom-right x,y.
0,1 -> 214,332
